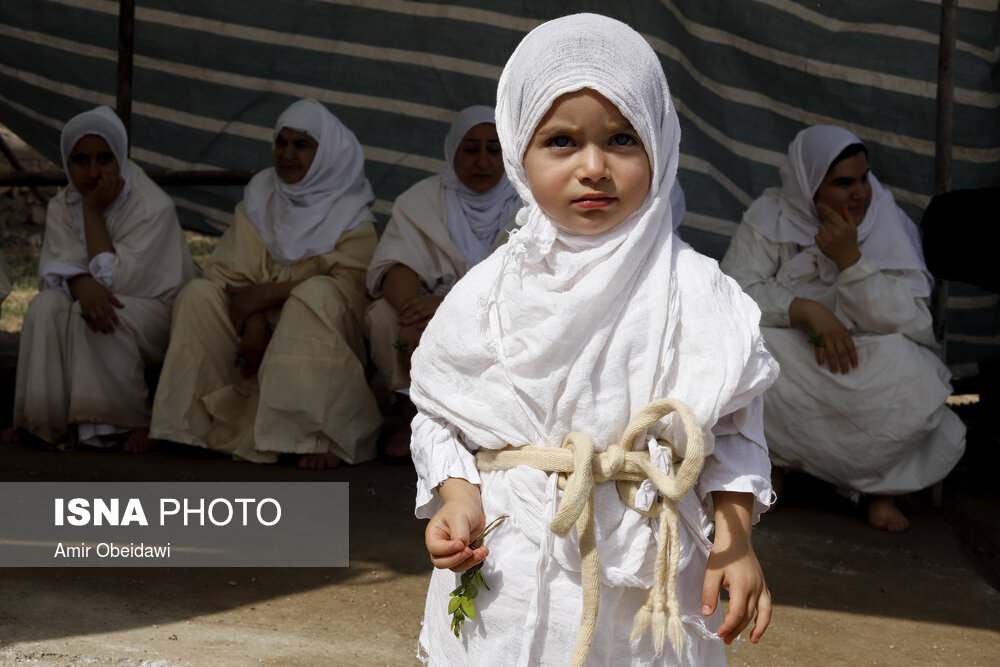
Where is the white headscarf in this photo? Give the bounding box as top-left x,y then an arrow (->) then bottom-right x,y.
244,98 -> 374,265
440,105 -> 522,266
60,106 -> 133,231
410,14 -> 770,457
744,125 -> 932,297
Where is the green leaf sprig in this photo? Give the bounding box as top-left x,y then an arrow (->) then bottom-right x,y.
805,325 -> 824,348
448,513 -> 508,638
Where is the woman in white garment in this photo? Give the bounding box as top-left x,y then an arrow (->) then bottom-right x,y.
365,105 -> 521,461
8,105 -> 196,451
150,98 -> 381,469
721,125 -> 966,532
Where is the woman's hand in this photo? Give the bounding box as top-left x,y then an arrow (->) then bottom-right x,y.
235,312 -> 270,378
226,284 -> 269,335
703,491 -> 771,645
396,322 -> 425,371
425,478 -> 488,572
70,275 -> 124,334
815,202 -> 861,271
397,295 -> 444,327
81,173 -> 125,216
789,298 -> 858,374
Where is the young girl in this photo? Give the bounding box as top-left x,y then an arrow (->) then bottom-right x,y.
410,14 -> 778,666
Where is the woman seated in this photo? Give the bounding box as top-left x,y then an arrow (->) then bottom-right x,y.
150,99 -> 381,469
365,105 -> 521,461
9,105 -> 197,451
721,125 -> 966,532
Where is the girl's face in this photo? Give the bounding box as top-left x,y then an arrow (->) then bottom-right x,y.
813,152 -> 872,225
273,127 -> 318,184
522,89 -> 651,236
67,134 -> 119,195
453,123 -> 504,193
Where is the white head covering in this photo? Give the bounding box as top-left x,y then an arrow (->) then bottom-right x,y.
440,105 -> 522,266
60,106 -> 133,229
244,98 -> 375,265
744,125 -> 932,297
411,14 -> 770,460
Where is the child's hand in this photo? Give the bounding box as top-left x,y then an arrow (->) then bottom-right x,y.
702,491 -> 772,645
425,478 -> 488,572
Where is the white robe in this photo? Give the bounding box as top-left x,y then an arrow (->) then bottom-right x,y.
14,165 -> 197,443
721,221 -> 966,495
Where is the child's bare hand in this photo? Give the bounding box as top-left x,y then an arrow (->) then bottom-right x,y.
425,478 -> 488,572
815,202 -> 861,271
703,491 -> 772,645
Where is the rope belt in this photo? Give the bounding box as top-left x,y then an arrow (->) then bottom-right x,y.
475,398 -> 705,666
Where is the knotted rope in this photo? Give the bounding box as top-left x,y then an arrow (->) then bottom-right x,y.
475,398 -> 705,666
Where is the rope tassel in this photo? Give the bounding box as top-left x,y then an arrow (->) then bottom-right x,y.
476,398 -> 705,666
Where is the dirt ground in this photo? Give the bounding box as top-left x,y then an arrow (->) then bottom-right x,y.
0,339 -> 998,666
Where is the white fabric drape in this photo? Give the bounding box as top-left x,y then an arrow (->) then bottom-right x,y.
743,125 -> 932,298
440,105 -> 522,266
411,14 -> 775,459
243,98 -> 374,265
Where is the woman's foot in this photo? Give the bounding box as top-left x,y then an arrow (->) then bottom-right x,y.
123,429 -> 154,453
378,395 -> 416,465
867,495 -> 909,532
298,452 -> 341,470
1,426 -> 21,443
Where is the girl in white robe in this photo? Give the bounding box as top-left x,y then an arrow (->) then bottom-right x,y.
720,125 -> 966,532
365,105 -> 521,460
149,99 -> 381,468
410,14 -> 779,666
11,105 -> 196,449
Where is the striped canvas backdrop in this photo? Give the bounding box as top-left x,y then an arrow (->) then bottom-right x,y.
1,0 -> 997,375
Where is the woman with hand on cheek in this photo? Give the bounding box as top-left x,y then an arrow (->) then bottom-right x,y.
365,105 -> 520,463
150,98 -> 381,469
9,105 -> 196,452
722,125 -> 966,532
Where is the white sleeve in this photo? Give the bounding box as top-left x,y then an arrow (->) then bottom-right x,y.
696,395 -> 774,525
88,251 -> 116,291
40,260 -> 86,297
412,411 -> 482,519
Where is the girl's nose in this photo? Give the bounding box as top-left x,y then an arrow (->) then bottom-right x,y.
577,145 -> 609,181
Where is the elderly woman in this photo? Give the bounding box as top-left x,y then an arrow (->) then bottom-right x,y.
721,125 -> 966,531
9,106 -> 196,451
150,98 -> 381,468
365,105 -> 521,461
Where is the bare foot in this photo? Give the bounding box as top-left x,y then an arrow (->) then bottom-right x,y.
297,452 -> 341,470
123,429 -> 154,453
1,427 -> 21,443
379,428 -> 412,464
867,495 -> 909,532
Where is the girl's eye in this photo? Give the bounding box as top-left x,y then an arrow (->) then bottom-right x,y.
97,152 -> 115,164
70,154 -> 88,166
275,138 -> 287,147
611,134 -> 637,147
294,140 -> 310,149
548,136 -> 573,148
